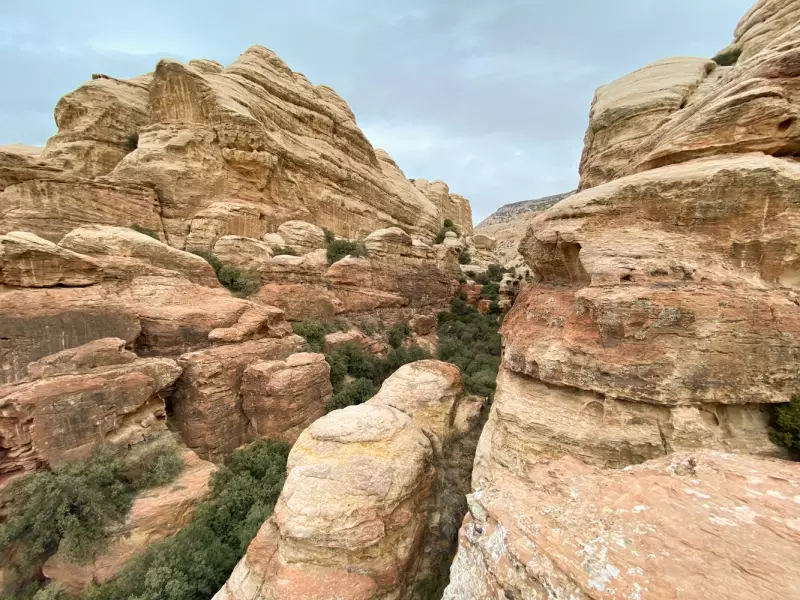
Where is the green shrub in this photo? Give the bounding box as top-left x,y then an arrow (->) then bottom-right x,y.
481,283 -> 500,302
76,440 -> 290,600
437,298 -> 502,400
191,251 -> 260,297
130,224 -> 158,239
473,272 -> 490,285
770,396 -> 800,455
0,440 -> 183,583
124,132 -> 139,151
323,228 -> 336,244
443,219 -> 454,228
457,250 -> 472,265
272,246 -> 298,256
434,220 -> 460,244
292,320 -> 348,353
712,47 -> 741,67
387,322 -> 411,349
327,239 -> 365,265
486,263 -> 506,282
327,378 -> 376,412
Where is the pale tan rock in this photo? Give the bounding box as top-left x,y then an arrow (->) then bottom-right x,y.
170,336 -> 305,461
0,144 -> 59,191
43,448 -> 216,595
184,202 -> 271,252
41,74 -> 152,178
241,353 -> 332,444
0,177 -> 164,243
731,0 -> 800,62
470,233 -> 496,251
215,360 -> 484,600
59,225 -> 218,286
444,451 -> 800,600
323,329 -> 370,353
261,233 -> 287,249
0,231 -> 102,287
276,220 -> 326,254
578,57 -> 716,189
213,235 -> 274,272
26,337 -> 136,379
414,179 -> 473,234
0,340 -> 181,480
363,227 -> 413,258
208,304 -> 292,343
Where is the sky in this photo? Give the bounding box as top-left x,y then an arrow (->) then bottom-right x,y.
0,0 -> 753,222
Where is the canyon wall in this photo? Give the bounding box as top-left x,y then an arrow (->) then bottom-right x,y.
445,1 -> 800,597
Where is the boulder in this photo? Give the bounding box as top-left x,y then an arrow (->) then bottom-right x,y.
363,227 -> 413,259
214,361 -> 484,599
0,231 -> 102,287
470,233 -> 496,251
213,235 -> 274,272
241,352 -> 332,444
59,225 -> 218,286
0,340 -> 181,481
276,220 -> 326,254
444,452 -> 800,600
261,233 -> 287,249
43,449 -> 216,595
323,329 -> 370,353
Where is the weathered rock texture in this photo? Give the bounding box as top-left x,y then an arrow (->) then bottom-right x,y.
474,192 -> 572,266
414,179 -> 473,235
0,46 -> 474,249
213,361 -> 484,600
729,0 -> 800,62
0,339 -> 181,483
43,448 -> 216,594
444,451 -> 800,600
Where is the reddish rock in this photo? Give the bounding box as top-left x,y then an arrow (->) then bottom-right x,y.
241,353 -> 332,444
458,283 -> 482,305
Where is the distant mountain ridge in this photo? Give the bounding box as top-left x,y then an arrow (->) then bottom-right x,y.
477,191 -> 573,228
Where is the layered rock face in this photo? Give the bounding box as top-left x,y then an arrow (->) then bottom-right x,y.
254,226 -> 459,321
445,4 -> 800,597
214,361 -> 484,600
0,46 -> 475,247
445,452 -> 800,600
728,0 -> 800,62
0,338 -> 180,483
414,179 -> 473,235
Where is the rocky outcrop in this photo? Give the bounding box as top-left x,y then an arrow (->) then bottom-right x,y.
578,57 -> 717,190
42,448 -> 216,594
0,339 -> 181,483
0,231 -> 103,287
241,352 -> 332,444
276,221 -> 326,254
414,179 -> 473,235
474,192 -> 572,266
213,361 -> 484,600
444,451 -> 800,600
170,335 -> 306,461
728,0 -> 800,62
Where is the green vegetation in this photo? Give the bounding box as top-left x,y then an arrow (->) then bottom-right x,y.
72,440 -> 290,600
712,47 -> 742,66
770,396 -> 800,456
325,341 -> 430,412
437,298 -> 502,400
124,132 -> 139,151
326,239 -> 366,265
323,228 -> 336,244
434,220 -> 460,244
387,322 -> 411,349
486,263 -> 506,282
191,251 -> 260,297
292,319 -> 349,352
272,246 -> 298,256
457,250 -> 472,265
130,224 -> 159,239
481,283 -> 500,302
0,439 -> 183,598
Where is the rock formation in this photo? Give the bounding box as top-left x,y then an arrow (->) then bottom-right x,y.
213,361 -> 484,600
0,46 -> 474,248
445,451 -> 800,599
474,192 -> 572,266
445,3 -> 800,597
414,179 -> 473,235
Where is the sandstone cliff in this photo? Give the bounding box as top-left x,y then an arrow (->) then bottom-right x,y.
445,2 -> 800,597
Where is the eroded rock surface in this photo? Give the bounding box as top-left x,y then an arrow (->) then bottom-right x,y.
214,361 -> 484,600
444,452 -> 800,600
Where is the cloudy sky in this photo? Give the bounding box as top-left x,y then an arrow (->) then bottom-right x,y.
1,0 -> 752,221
